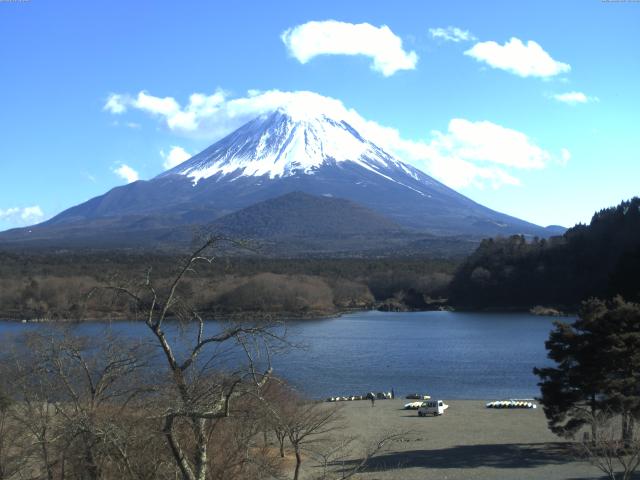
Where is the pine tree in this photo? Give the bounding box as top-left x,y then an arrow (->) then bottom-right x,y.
534,297 -> 640,442
593,297 -> 640,444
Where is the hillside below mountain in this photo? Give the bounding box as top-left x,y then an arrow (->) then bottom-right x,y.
212,191 -> 402,238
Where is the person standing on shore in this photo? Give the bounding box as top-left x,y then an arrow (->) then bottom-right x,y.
371,396 -> 375,407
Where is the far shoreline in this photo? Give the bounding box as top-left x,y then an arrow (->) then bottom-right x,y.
0,304 -> 574,324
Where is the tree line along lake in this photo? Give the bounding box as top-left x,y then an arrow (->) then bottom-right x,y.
0,310 -> 564,400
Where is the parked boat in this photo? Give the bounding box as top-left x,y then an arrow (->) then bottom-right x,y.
486,399 -> 537,409
326,391 -> 393,402
405,394 -> 431,400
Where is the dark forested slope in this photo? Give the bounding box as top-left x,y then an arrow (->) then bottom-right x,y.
449,197 -> 640,310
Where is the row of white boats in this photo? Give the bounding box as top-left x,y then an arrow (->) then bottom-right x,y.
486,400 -> 537,409
327,392 -> 433,403
326,392 -> 394,402
325,394 -> 537,410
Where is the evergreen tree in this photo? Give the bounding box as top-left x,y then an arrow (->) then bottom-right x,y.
592,297 -> 640,443
534,299 -> 607,439
535,297 -> 640,442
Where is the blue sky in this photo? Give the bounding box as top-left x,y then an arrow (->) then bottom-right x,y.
1,0 -> 638,231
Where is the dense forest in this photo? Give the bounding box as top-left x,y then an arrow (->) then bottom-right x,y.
0,252 -> 457,320
449,197 -> 640,311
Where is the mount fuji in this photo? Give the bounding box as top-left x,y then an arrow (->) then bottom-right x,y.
0,103 -> 563,253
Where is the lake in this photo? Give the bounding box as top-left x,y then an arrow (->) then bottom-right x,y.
0,310 -> 566,400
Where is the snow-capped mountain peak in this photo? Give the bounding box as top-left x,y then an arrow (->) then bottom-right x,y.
5,94 -> 553,248
160,108 -> 418,185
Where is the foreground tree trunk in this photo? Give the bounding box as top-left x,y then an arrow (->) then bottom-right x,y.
622,412 -> 635,446
95,237 -> 279,480
591,395 -> 599,443
194,418 -> 208,480
293,445 -> 302,480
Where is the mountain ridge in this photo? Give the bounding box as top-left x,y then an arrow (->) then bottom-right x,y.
0,106 -> 564,253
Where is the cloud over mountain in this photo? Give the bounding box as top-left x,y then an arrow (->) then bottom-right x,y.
113,164 -> 139,183
161,146 -> 192,170
0,205 -> 44,228
104,89 -> 567,189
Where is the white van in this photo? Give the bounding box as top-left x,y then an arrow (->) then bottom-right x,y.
418,400 -> 449,416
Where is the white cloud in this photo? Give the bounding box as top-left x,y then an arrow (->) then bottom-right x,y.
133,91 -> 181,117
560,148 -> 571,166
104,88 -> 566,189
421,119 -> 557,188
104,89 -> 356,139
0,205 -> 45,225
161,146 -> 192,170
104,94 -> 128,114
21,206 -> 44,222
110,119 -> 142,129
465,37 -> 570,78
113,164 -> 139,183
0,207 -> 20,219
281,20 -> 418,76
434,119 -> 550,169
553,91 -> 598,105
429,26 -> 476,43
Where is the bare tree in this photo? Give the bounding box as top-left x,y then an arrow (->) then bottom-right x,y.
260,379 -> 297,459
258,377 -> 407,480
309,431 -> 407,480
245,375 -> 342,480
1,335 -> 66,480
37,333 -> 151,480
283,399 -> 342,480
1,330 -> 157,480
0,389 -> 29,480
577,410 -> 640,480
204,396 -> 284,480
93,237 -> 284,480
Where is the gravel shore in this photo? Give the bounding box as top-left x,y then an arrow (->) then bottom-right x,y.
310,399 -> 605,480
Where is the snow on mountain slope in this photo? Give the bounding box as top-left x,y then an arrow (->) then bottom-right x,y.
0,96 -> 559,250
159,107 -> 428,196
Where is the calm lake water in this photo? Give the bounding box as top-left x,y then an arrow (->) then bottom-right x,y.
0,311 -> 566,400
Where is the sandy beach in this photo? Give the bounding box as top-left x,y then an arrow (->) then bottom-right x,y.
306,399 -> 606,480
